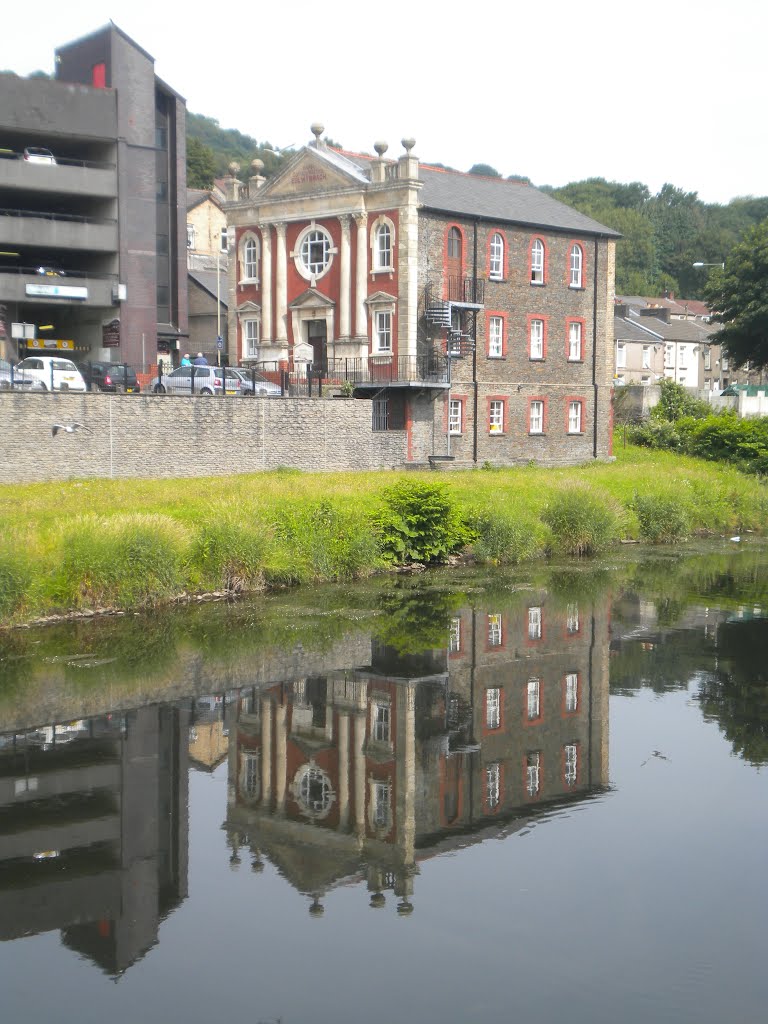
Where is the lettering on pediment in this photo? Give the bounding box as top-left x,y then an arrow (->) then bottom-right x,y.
265,153 -> 362,198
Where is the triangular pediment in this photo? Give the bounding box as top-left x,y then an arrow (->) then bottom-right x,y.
365,290 -> 398,306
237,300 -> 261,314
290,288 -> 335,310
260,146 -> 368,199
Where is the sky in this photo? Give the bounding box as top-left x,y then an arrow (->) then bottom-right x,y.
4,0 -> 767,205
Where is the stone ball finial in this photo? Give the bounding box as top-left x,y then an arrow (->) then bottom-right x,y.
228,161 -> 241,176
397,899 -> 414,916
401,138 -> 416,154
370,892 -> 386,908
309,896 -> 325,917
251,158 -> 264,173
374,140 -> 389,157
310,122 -> 324,140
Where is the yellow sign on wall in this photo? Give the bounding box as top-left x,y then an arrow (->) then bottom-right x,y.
29,339 -> 75,351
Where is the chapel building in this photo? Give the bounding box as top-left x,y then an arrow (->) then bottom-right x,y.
223,126 -> 620,467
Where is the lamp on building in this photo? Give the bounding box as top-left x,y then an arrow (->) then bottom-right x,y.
692,261 -> 725,270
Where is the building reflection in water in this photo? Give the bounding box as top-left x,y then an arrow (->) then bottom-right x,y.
223,591 -> 610,916
0,705 -> 190,976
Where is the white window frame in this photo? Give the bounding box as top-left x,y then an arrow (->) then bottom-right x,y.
372,700 -> 391,743
527,678 -> 540,720
239,233 -> 260,284
568,321 -> 582,361
568,400 -> 582,434
615,374 -> 625,386
488,613 -> 502,647
530,319 -> 544,360
489,400 -> 504,434
449,617 -> 462,653
569,244 -> 583,288
485,762 -> 501,809
564,744 -> 578,786
565,672 -> 578,712
374,310 -> 392,353
488,316 -> 503,358
566,604 -> 579,635
528,606 -> 542,639
531,239 -> 544,284
642,345 -> 651,369
293,223 -> 336,283
244,318 -> 259,358
186,223 -> 196,250
616,342 -> 626,368
526,752 -> 541,796
529,400 -> 544,435
721,355 -> 730,370
490,232 -> 504,280
219,227 -> 228,253
486,688 -> 501,730
679,345 -> 687,369
449,399 -> 463,435
665,344 -> 674,368
641,375 -> 651,386
372,219 -> 394,272
704,349 -> 711,370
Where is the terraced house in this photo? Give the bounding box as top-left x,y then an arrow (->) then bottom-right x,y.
223,127 -> 620,467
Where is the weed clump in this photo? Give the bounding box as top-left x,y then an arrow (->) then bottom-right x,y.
632,491 -> 690,543
468,508 -> 546,565
542,487 -> 618,556
372,480 -> 472,565
190,512 -> 268,592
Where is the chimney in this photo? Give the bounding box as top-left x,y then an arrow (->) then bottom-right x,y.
614,303 -> 629,318
640,307 -> 671,323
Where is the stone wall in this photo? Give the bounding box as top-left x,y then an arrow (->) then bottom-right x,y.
0,392 -> 409,483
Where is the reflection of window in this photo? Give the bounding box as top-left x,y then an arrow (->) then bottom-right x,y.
565,672 -> 578,712
242,753 -> 259,799
374,782 -> 391,829
566,603 -> 579,634
564,744 -> 578,786
527,678 -> 540,720
526,752 -> 541,796
528,606 -> 542,639
486,688 -> 501,730
486,762 -> 500,809
298,764 -> 334,815
373,701 -> 391,742
488,613 -> 502,647
449,617 -> 462,653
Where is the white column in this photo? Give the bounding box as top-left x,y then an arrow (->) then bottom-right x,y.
260,697 -> 272,807
338,711 -> 350,830
261,225 -> 273,343
275,701 -> 287,814
339,215 -> 351,340
353,711 -> 366,843
275,221 -> 287,344
354,213 -> 368,339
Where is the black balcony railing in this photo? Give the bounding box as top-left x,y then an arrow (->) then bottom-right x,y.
249,354 -> 450,391
443,275 -> 485,304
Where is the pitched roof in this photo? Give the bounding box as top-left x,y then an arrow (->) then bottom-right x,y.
187,187 -> 222,212
614,316 -> 663,342
628,314 -> 715,343
188,269 -> 227,304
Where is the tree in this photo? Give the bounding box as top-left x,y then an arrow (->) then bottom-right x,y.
187,136 -> 217,189
705,218 -> 768,370
467,163 -> 501,177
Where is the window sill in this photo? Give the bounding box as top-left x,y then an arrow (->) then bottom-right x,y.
529,357 -> 545,362
569,284 -> 585,291
529,431 -> 545,437
567,431 -> 584,436
567,358 -> 584,363
488,276 -> 506,284
487,354 -> 506,360
371,267 -> 394,276
238,278 -> 259,287
488,431 -> 506,436
530,281 -> 545,287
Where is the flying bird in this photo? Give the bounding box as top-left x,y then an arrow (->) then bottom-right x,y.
51,422 -> 91,437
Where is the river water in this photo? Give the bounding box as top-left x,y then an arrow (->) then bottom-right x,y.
1,542 -> 766,1024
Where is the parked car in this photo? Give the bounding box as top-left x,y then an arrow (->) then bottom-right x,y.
0,358 -> 46,391
77,360 -> 141,394
23,146 -> 56,165
231,367 -> 282,396
14,356 -> 87,392
149,365 -> 242,396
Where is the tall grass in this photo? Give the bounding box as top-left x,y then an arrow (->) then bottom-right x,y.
1,441 -> 767,623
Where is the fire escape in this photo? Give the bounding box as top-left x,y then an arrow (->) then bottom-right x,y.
423,276 -> 485,358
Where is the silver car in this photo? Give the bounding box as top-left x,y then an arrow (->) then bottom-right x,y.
0,358 -> 45,391
231,367 -> 282,397
150,365 -> 242,396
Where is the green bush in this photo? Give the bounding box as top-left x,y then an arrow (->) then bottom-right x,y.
542,487 -> 618,556
0,547 -> 33,619
372,480 -> 473,565
632,491 -> 690,543
190,512 -> 269,592
468,508 -> 546,565
52,514 -> 190,609
628,420 -> 684,451
272,499 -> 381,581
651,378 -> 711,422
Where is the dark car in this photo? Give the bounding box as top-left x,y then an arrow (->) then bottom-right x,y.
77,360 -> 141,394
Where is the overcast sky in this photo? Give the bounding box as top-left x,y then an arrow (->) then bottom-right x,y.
4,0 -> 766,205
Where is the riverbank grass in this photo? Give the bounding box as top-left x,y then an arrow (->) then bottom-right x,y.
1,443 -> 766,623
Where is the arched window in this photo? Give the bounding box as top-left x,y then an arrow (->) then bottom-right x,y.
489,232 -> 504,280
447,226 -> 462,260
569,244 -> 583,288
375,222 -> 392,270
530,238 -> 545,284
243,236 -> 259,280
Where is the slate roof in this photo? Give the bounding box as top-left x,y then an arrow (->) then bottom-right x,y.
614,316 -> 663,342
417,166 -> 621,238
335,148 -> 620,238
187,188 -> 222,211
189,269 -> 227,304
626,314 -> 715,344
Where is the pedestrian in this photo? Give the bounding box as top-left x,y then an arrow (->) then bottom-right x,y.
193,351 -> 208,366
181,352 -> 191,366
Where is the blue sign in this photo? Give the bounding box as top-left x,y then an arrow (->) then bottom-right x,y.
216,335 -> 224,351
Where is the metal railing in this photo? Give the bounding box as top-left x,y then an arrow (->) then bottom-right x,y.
425,277 -> 485,306
0,206 -> 117,226
251,354 -> 450,389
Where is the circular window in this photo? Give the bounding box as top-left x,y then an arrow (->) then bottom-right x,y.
296,764 -> 334,818
294,225 -> 334,282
